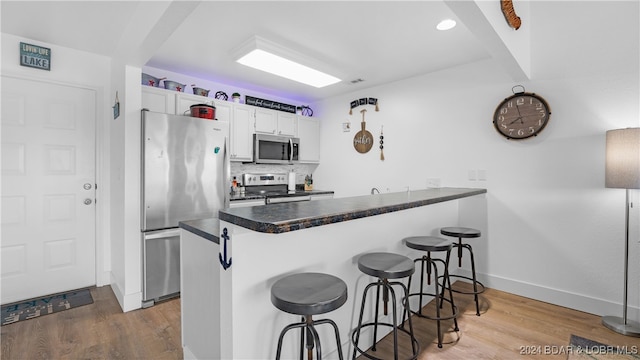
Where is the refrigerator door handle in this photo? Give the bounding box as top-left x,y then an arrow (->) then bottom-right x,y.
223,136 -> 230,208
144,228 -> 181,240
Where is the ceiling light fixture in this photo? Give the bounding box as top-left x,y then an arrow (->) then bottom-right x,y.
437,19 -> 457,31
233,36 -> 341,88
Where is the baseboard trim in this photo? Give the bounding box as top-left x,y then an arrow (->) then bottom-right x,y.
109,273 -> 142,312
453,269 -> 640,321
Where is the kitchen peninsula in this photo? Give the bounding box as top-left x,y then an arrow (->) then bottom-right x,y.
180,187 -> 487,359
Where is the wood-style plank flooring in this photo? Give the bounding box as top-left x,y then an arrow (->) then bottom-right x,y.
1,286 -> 182,360
1,282 -> 639,359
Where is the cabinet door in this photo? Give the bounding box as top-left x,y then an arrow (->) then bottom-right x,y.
297,117 -> 320,163
231,104 -> 253,162
142,87 -> 176,114
213,100 -> 232,123
277,112 -> 297,136
254,108 -> 277,134
175,92 -> 211,116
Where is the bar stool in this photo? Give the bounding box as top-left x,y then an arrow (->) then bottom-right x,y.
271,272 -> 348,360
352,252 -> 420,360
440,227 -> 485,316
401,236 -> 459,348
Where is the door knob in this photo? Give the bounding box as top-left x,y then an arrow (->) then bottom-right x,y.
84,199 -> 93,205
84,183 -> 92,190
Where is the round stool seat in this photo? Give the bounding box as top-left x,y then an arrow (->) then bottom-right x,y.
404,236 -> 453,252
357,252 -> 415,279
441,227 -> 481,238
271,272 -> 347,316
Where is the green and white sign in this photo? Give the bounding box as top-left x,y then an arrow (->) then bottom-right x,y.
20,42 -> 50,70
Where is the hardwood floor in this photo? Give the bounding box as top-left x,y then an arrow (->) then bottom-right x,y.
1,286 -> 182,360
359,282 -> 640,360
1,282 -> 638,359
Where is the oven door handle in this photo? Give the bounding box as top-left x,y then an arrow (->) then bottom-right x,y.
266,195 -> 311,204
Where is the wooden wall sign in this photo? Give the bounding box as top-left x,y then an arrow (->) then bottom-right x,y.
245,95 -> 296,114
20,42 -> 51,70
501,0 -> 522,30
353,109 -> 374,153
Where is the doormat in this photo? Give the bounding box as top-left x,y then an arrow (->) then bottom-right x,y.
1,289 -> 93,326
567,334 -> 640,359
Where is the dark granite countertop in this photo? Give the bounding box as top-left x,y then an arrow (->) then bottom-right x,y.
229,189 -> 334,202
219,187 -> 486,234
180,218 -> 220,244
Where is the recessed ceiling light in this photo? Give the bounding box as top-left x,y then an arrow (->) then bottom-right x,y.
437,19 -> 457,31
233,36 -> 341,88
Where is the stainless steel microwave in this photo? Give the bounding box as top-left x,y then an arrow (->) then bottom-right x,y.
254,134 -> 299,164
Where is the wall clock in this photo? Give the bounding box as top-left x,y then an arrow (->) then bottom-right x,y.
493,86 -> 551,140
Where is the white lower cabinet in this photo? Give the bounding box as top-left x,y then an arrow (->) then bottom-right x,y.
297,116 -> 320,163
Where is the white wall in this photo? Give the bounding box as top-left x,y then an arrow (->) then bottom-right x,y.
1,33 -> 113,287
314,1 -> 640,320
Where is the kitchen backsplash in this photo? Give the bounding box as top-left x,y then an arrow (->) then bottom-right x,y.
230,163 -> 319,185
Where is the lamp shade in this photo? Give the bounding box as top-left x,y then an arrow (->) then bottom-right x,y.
605,128 -> 640,189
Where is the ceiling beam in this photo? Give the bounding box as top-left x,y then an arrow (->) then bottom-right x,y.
112,1 -> 201,67
445,0 -> 530,81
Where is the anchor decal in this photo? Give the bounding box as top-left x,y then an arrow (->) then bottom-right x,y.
219,228 -> 232,270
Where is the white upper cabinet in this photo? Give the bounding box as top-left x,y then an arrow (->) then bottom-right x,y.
277,112 -> 297,136
175,92 -> 213,116
254,108 -> 277,134
142,86 -> 176,114
230,104 -> 254,162
213,100 -> 232,122
297,116 -> 320,163
254,108 -> 297,136
141,87 -> 314,163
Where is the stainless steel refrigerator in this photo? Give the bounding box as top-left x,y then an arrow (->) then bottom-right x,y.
140,109 -> 229,307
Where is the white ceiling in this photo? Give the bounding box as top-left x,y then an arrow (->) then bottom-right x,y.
1,1 -> 491,103
3,1 -> 637,105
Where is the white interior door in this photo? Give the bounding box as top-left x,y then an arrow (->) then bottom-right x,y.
1,76 -> 96,304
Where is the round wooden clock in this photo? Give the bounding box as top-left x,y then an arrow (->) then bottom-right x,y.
493,88 -> 551,140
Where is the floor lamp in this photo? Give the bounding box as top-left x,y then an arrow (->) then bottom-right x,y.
603,127 -> 640,337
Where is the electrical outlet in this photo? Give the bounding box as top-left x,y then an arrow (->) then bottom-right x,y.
342,122 -> 351,132
468,170 -> 477,181
477,169 -> 487,181
426,178 -> 441,188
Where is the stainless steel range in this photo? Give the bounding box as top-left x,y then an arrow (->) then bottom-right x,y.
242,173 -> 311,204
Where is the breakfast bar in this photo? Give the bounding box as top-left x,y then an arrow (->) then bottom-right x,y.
180,187 -> 487,360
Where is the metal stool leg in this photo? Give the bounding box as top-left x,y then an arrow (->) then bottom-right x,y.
314,319 -> 344,360
385,283 -> 399,360
372,280 -> 382,352
352,281 -> 375,360
396,280 -> 419,357
442,242 -> 483,317
276,316 -> 344,360
353,279 -> 420,360
442,249 -> 460,331
465,243 -> 481,316
276,322 -> 308,360
300,316 -> 305,360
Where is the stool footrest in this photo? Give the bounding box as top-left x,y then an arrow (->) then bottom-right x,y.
441,276 -> 485,295
351,322 -> 419,360
405,292 -> 459,321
